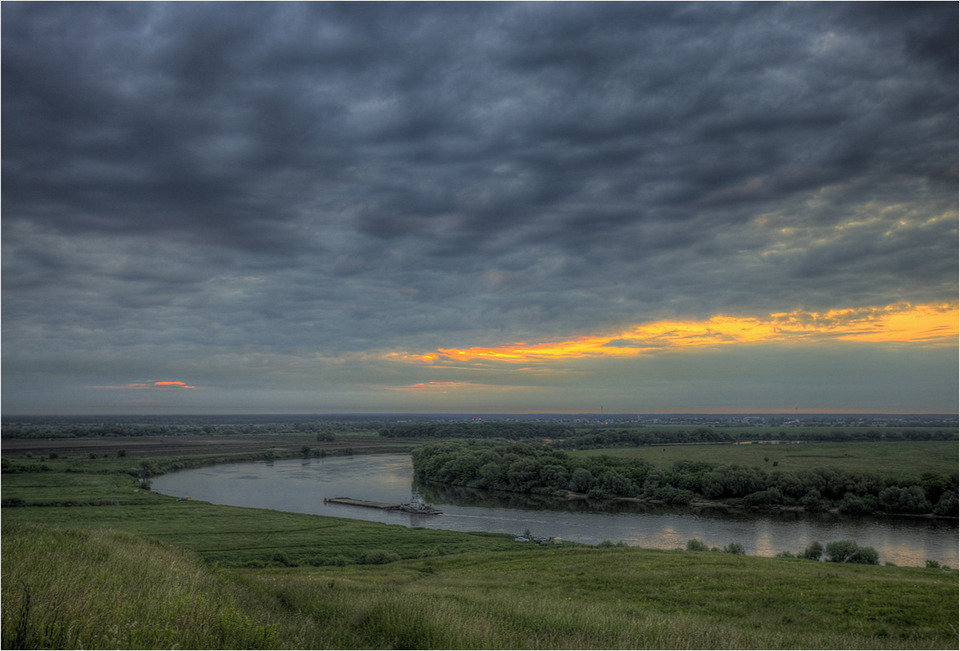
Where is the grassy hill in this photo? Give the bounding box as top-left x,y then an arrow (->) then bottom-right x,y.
4,523 -> 956,649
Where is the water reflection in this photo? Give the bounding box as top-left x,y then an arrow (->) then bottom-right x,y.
151,454 -> 958,567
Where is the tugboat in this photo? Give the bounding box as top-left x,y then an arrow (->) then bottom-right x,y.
398,491 -> 442,515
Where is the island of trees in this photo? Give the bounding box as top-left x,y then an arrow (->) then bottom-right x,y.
412,439 -> 958,517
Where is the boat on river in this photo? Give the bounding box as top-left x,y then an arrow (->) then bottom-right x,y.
398,492 -> 442,515
322,492 -> 442,515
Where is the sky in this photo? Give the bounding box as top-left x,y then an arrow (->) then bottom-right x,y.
2,2 -> 957,415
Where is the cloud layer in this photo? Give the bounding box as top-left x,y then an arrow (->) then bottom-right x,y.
2,3 -> 956,413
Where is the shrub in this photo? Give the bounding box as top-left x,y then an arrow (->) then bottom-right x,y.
741,488 -> 784,507
586,487 -> 610,500
799,489 -> 828,512
686,539 -> 709,552
838,492 -> 876,515
723,542 -> 745,555
825,540 -> 879,564
360,550 -> 400,565
800,541 -> 823,561
775,551 -> 795,558
926,560 -> 941,569
825,540 -> 858,563
666,489 -> 696,506
271,552 -> 295,567
848,546 -> 879,565
879,485 -> 931,514
569,467 -> 594,493
934,491 -> 958,517
117,449 -> 127,458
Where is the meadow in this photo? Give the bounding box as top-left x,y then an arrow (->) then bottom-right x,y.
569,440 -> 959,480
4,523 -> 956,649
2,431 -> 958,648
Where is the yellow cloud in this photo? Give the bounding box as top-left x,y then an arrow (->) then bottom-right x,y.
392,302 -> 957,365
385,381 -> 530,393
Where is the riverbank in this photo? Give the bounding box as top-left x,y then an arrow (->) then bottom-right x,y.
557,490 -> 959,522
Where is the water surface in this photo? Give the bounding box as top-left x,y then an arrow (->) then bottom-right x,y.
151,453 -> 958,567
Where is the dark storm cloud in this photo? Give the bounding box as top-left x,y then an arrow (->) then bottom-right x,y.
2,2 -> 957,412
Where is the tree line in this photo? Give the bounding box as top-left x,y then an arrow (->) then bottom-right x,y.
1,421 -> 345,439
412,439 -> 958,517
555,427 -> 958,449
379,422 -> 576,439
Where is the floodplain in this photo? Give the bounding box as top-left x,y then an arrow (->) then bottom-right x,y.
2,425 -> 957,649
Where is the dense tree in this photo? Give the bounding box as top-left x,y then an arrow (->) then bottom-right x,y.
569,468 -> 595,493
410,439 -> 955,517
933,491 -> 958,517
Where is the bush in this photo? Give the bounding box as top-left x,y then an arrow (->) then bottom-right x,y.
825,540 -> 858,563
586,487 -> 611,500
775,551 -> 795,558
838,492 -> 876,515
360,550 -> 400,565
934,491 -> 958,517
879,485 -> 931,514
799,489 -> 828,512
741,488 -> 784,507
271,552 -> 295,567
800,541 -> 823,561
666,489 -> 696,506
723,542 -> 745,555
686,539 -> 709,552
825,540 -> 879,565
848,546 -> 879,565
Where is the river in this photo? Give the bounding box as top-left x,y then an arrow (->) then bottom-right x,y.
150,453 -> 958,567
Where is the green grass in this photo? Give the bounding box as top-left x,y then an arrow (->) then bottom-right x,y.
1,471 -> 158,506
247,547 -> 956,649
1,500 -> 518,568
4,523 -> 956,649
569,441 -> 958,479
3,434 -> 958,649
2,524 -> 315,649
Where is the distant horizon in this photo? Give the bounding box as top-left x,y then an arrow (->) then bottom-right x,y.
4,411 -> 957,420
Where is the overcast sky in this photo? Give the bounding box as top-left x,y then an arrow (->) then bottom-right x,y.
3,2 -> 957,415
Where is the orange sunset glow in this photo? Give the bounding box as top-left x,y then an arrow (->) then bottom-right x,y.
393,302 -> 958,365
91,381 -> 198,390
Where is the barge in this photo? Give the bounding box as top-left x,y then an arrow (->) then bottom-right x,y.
323,492 -> 442,515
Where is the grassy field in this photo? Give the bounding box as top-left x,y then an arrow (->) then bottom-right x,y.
3,433 -> 958,648
3,523 -> 956,649
0,431 -> 404,458
0,500 -> 518,567
569,440 -> 959,479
